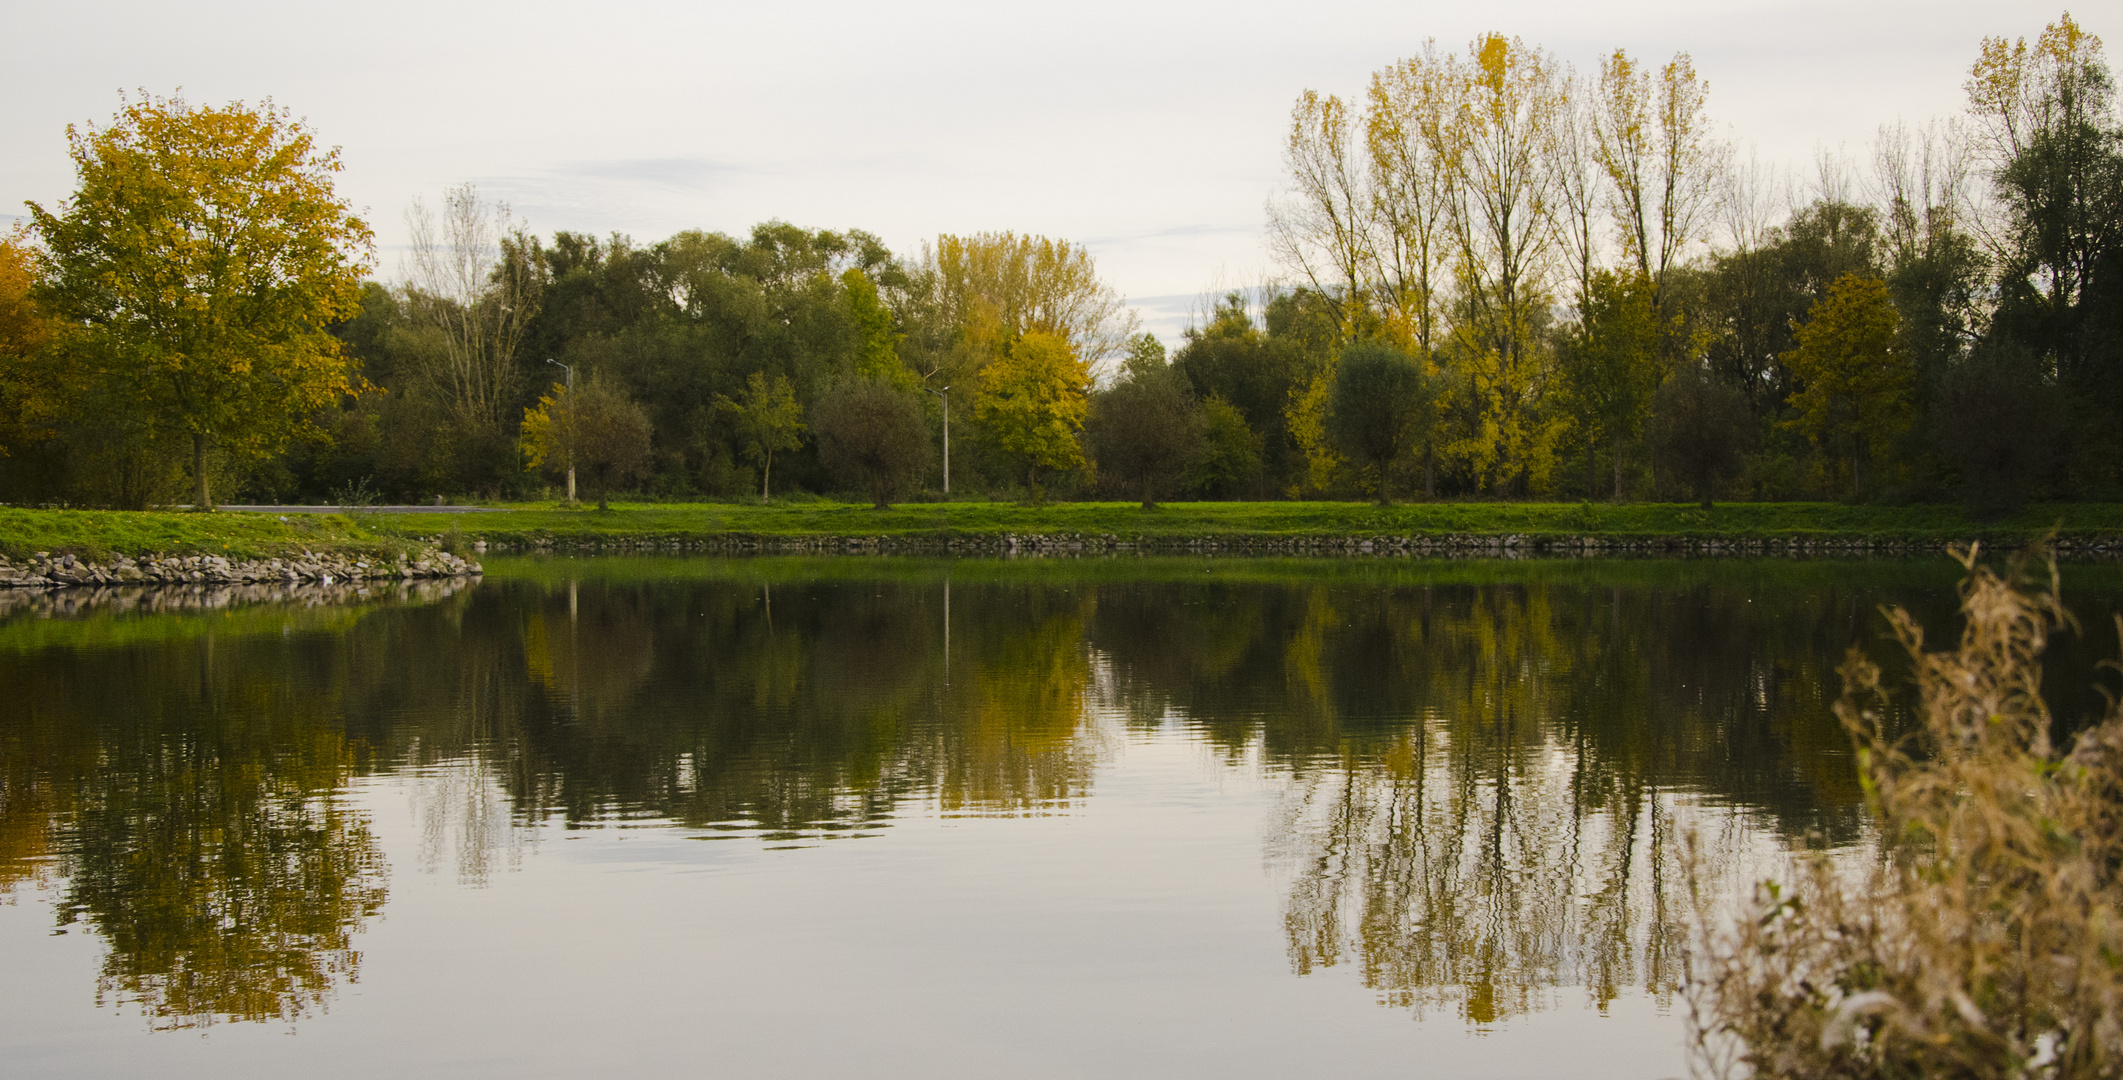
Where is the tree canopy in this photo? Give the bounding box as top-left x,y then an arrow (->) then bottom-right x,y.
26,94 -> 371,509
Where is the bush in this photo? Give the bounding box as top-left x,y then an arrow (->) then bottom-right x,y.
1086,352 -> 1202,509
810,378 -> 933,509
1652,369 -> 1753,510
1689,545 -> 2123,1079
1935,346 -> 2066,517
1327,343 -> 1437,504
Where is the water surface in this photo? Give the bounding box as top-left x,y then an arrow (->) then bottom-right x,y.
3,557 -> 2118,1078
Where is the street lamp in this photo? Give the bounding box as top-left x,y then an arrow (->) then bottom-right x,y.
545,358 -> 576,504
924,384 -> 951,495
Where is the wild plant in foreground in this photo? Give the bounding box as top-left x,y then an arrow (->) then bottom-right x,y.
1689,545 -> 2123,1079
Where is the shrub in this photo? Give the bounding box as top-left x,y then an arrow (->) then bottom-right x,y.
1688,544 -> 2123,1079
811,378 -> 932,509
1086,350 -> 1202,509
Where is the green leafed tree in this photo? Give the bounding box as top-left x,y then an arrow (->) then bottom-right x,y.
714,371 -> 806,499
1188,395 -> 1264,499
1086,334 -> 1204,508
1327,341 -> 1439,504
27,93 -> 373,509
521,375 -> 653,510
1555,270 -> 1662,499
811,377 -> 932,508
1650,366 -> 1752,509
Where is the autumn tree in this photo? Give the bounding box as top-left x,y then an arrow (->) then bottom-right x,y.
896,232 -> 1139,386
1969,15 -> 2123,480
1366,42 -> 1457,355
1592,49 -> 1721,331
399,184 -> 543,433
0,229 -> 60,466
1268,89 -> 1375,341
1784,274 -> 1916,496
521,375 -> 652,510
714,371 -> 806,499
27,94 -> 373,509
1086,335 -> 1204,508
974,330 -> 1089,503
1442,33 -> 1568,494
811,377 -> 932,508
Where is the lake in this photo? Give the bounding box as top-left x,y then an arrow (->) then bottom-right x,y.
4,555 -> 2119,1078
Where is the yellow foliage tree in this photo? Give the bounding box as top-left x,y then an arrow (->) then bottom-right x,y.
1784,274 -> 1915,496
0,229 -> 63,460
27,93 -> 373,509
1284,370 -> 1344,496
842,267 -> 914,390
974,331 -> 1089,502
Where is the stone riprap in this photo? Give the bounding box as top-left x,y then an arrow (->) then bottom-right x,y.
0,549 -> 481,588
478,532 -> 2122,559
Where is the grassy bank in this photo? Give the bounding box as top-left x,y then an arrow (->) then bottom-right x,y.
355,499 -> 2123,548
0,507 -> 418,561
6,501 -> 2120,561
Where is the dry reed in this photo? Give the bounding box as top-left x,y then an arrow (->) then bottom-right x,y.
1688,542 -> 2123,1079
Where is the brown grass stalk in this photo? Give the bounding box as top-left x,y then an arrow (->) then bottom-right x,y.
1688,542 -> 2123,1079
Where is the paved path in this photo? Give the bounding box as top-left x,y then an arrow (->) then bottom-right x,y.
214,505 -> 501,514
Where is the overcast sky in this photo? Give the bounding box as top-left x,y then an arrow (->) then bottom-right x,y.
3,1 -> 2109,342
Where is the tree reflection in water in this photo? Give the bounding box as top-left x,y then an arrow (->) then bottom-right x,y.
4,559 -> 2107,1032
1082,572 -> 1911,1023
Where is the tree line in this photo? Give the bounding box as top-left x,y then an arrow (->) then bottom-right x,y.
0,13 -> 2116,510
1257,13 -> 2122,510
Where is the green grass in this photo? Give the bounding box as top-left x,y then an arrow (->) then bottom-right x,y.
0,507 -> 420,561
352,499 -> 2123,547
5,501 -> 2119,562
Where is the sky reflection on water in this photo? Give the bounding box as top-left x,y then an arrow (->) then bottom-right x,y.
4,557 -> 2120,1078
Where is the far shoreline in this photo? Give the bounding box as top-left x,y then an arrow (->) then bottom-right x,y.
6,501 -> 2119,567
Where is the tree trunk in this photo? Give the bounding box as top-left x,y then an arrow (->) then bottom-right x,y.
1587,432 -> 1597,499
192,433 -> 212,511
762,452 -> 771,500
1424,452 -> 1435,499
1613,430 -> 1624,502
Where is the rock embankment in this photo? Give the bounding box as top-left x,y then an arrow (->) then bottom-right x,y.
0,549 -> 482,588
478,532 -> 2123,559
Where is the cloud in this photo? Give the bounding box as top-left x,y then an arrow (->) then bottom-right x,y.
542,157 -> 747,191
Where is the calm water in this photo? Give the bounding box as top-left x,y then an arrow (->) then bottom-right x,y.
3,556 -> 2120,1079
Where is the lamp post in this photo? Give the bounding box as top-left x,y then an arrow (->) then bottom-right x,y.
924,384 -> 951,495
545,358 -> 576,504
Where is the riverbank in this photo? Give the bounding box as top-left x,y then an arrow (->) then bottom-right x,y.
0,508 -> 481,588
5,502 -> 2120,568
355,500 -> 2123,557
0,548 -> 482,588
